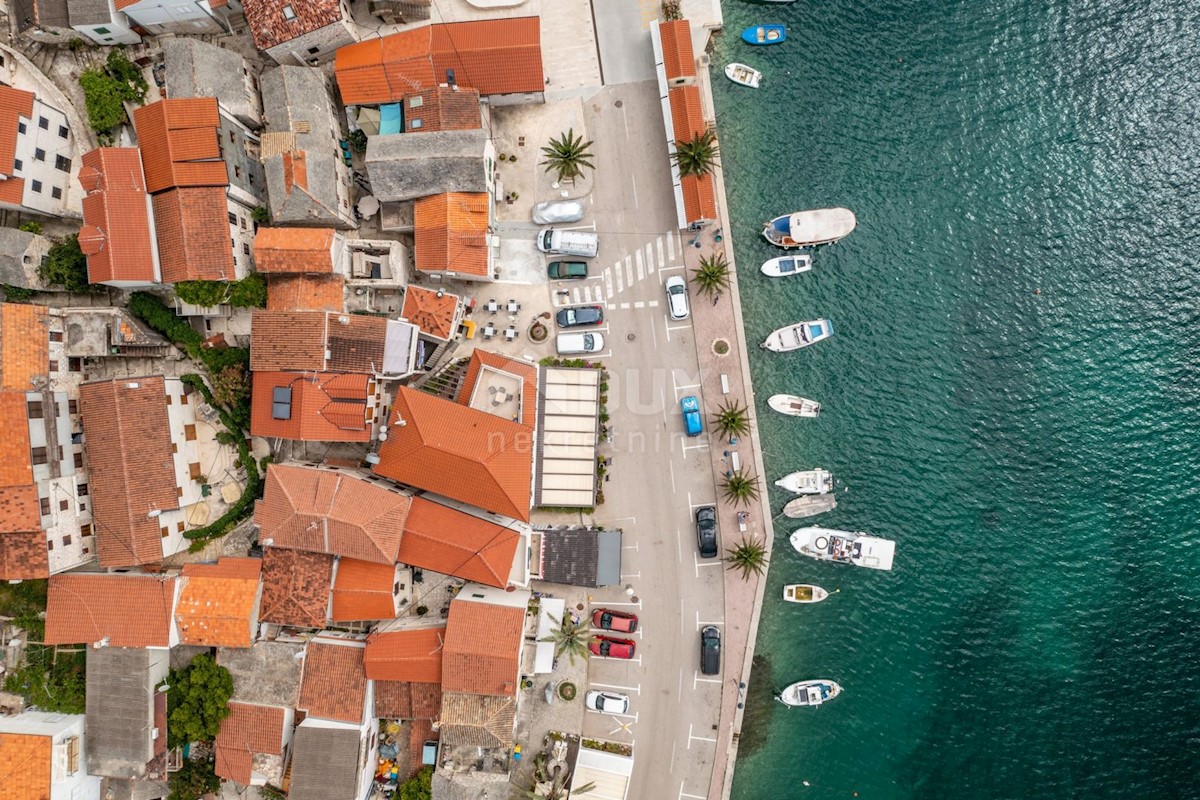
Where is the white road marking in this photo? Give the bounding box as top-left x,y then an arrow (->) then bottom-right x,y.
636,249 -> 645,281
621,302 -> 630,310
619,572 -> 640,579
695,554 -> 722,573
682,442 -> 710,451
605,267 -> 614,296
687,725 -> 717,748
594,286 -> 604,305
599,599 -> 643,609
634,301 -> 645,309
590,682 -> 641,695
657,238 -> 666,269
649,300 -> 659,308
624,256 -> 633,287
572,287 -> 581,304
667,231 -> 675,260
631,174 -> 638,207
677,669 -> 684,702
679,787 -> 706,800
645,243 -> 654,276
676,527 -> 683,563
666,323 -> 692,332
592,654 -> 642,665
697,612 -> 726,628
694,673 -> 722,688
688,498 -> 711,510
615,261 -> 624,293
668,457 -> 675,493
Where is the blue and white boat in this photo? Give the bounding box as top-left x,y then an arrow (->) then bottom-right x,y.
763,208 -> 857,248
760,254 -> 813,278
761,319 -> 833,352
777,679 -> 842,707
741,25 -> 786,46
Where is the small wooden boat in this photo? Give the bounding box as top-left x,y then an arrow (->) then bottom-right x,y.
768,394 -> 820,417
724,63 -> 763,88
760,254 -> 812,277
783,584 -> 829,603
761,319 -> 833,352
782,495 -> 837,519
741,25 -> 786,46
775,469 -> 833,495
777,679 -> 842,707
763,208 -> 857,248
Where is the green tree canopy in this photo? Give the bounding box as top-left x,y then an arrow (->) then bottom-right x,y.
166,654 -> 233,747
80,49 -> 149,143
398,766 -> 433,800
39,235 -> 98,293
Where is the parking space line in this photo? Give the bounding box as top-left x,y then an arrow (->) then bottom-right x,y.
676,527 -> 683,564
649,299 -> 660,308
590,682 -> 641,695
592,654 -> 642,665
666,323 -> 692,332
682,442 -> 709,451
636,249 -> 645,281
688,497 -> 711,510
624,256 -> 633,287
619,572 -> 640,579
693,673 -> 722,689
696,612 -> 725,628
599,599 -> 642,609
668,459 -> 676,494
679,784 -> 706,800
695,554 -> 721,575
664,315 -> 671,343
687,724 -> 717,748
651,316 -> 658,347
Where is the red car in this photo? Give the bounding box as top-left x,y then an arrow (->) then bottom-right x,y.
592,608 -> 639,633
590,636 -> 636,659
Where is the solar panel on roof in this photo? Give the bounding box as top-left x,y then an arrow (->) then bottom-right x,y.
272,386 -> 292,420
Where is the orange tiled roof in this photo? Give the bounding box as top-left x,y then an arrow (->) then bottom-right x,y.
258,546 -> 334,628
330,558 -> 397,621
254,227 -> 338,273
0,87 -> 34,185
0,732 -> 50,800
254,463 -> 408,563
79,377 -> 179,567
214,702 -> 287,785
176,557 -> 263,648
0,531 -> 48,581
373,387 -> 533,522
364,627 -> 446,683
250,371 -> 372,442
250,310 -> 388,373
244,0 -> 346,51
0,303 -> 50,389
374,680 -> 442,720
400,285 -> 461,341
458,349 -> 538,427
669,85 -> 707,144
404,86 -> 483,133
413,193 -> 490,278
44,572 -> 177,647
78,148 -> 158,285
266,274 -> 345,312
680,173 -> 717,224
0,391 -> 47,580
132,99 -> 228,194
398,497 -> 519,589
298,638 -> 367,723
442,600 -> 524,696
153,187 -> 234,283
658,20 -> 696,82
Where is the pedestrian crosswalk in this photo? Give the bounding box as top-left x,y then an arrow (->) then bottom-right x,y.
553,230 -> 685,308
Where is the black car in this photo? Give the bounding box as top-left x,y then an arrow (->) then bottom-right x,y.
556,305 -> 604,328
700,625 -> 721,675
695,505 -> 718,558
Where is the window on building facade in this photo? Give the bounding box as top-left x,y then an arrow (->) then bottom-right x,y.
49,331 -> 63,343
59,499 -> 68,511
68,358 -> 81,372
51,187 -> 62,200
58,126 -> 68,138
38,117 -> 48,130
243,243 -> 250,255
27,400 -> 43,419
55,155 -> 70,172
34,148 -> 45,161
184,424 -> 197,441
81,524 -> 92,536
77,483 -> 88,497
13,159 -> 21,172
228,212 -> 237,225
73,452 -> 83,469
17,122 -> 26,134
94,27 -> 111,34
31,180 -> 41,193
62,535 -> 71,546
31,447 -> 47,465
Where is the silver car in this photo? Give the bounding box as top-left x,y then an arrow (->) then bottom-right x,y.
585,690 -> 630,714
532,200 -> 585,225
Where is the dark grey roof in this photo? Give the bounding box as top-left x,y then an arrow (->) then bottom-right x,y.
14,0 -> 70,29
99,777 -> 169,800
364,130 -> 487,202
540,528 -> 622,588
0,228 -> 45,290
162,38 -> 257,127
596,529 -> 622,586
85,647 -> 161,779
288,725 -> 363,800
68,0 -> 115,27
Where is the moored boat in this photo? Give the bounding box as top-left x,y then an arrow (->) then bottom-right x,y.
768,394 -> 820,417
790,527 -> 896,571
763,208 -> 857,248
724,63 -> 763,88
783,584 -> 829,603
741,24 -> 786,45
760,254 -> 813,277
775,469 -> 833,495
761,319 -> 833,352
782,495 -> 837,518
777,679 -> 842,707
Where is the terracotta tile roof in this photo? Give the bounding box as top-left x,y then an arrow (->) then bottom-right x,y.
669,85 -> 707,144
254,227 -> 338,273
258,546 -> 333,628
330,558 -> 397,621
374,680 -> 441,720
400,285 -> 461,341
373,387 -> 533,522
0,531 -> 48,580
254,463 -> 408,563
0,177 -> 24,207
458,349 -> 538,428
335,18 -> 543,105
438,692 -> 515,749
681,172 -> 717,223
250,310 -> 388,373
0,86 -> 34,187
298,638 -> 367,723
413,193 -> 490,278
176,557 -> 263,648
398,497 -> 519,589
282,150 -> 307,192
0,732 -> 50,800
250,371 -> 371,442
658,20 -> 696,81
78,148 -> 158,285
404,87 -> 483,133
0,303 -> 50,389
364,626 -> 445,682
79,378 -> 178,567
266,274 -> 345,312
214,702 -> 287,785
132,99 -> 228,194
0,393 -> 47,578
243,0 -> 346,51
44,572 -> 177,647
152,187 -> 234,283
442,600 -> 525,696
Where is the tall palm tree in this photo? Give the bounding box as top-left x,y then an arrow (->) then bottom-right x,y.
540,129 -> 595,184
672,128 -> 720,176
726,537 -> 769,580
711,399 -> 751,441
721,469 -> 760,507
538,614 -> 594,666
690,252 -> 730,300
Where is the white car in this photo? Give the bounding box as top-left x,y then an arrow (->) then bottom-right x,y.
585,690 -> 630,714
666,275 -> 690,320
532,200 -> 585,225
555,332 -> 605,355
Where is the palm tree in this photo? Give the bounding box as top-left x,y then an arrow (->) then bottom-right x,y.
520,753 -> 597,800
711,399 -> 751,441
690,252 -> 730,300
721,469 -> 760,507
538,614 -> 594,666
672,128 -> 720,176
540,128 -> 595,184
726,537 -> 769,580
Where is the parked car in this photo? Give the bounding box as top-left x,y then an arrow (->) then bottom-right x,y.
695,505 -> 718,559
590,635 -> 636,659
681,395 -> 702,437
585,690 -> 630,714
532,199 -> 585,225
548,260 -> 588,280
700,625 -> 721,675
556,332 -> 605,355
556,305 -> 604,328
666,275 -> 690,320
592,608 -> 638,633
537,228 -> 599,258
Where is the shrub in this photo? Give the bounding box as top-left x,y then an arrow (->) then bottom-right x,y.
79,51 -> 148,143
174,273 -> 266,309
169,756 -> 220,800
18,221 -> 41,234
39,235 -> 98,293
251,206 -> 270,224
397,766 -> 433,800
348,129 -> 367,153
3,648 -> 86,714
2,285 -> 34,302
166,654 -> 233,747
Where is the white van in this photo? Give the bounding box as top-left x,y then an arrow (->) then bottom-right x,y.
556,332 -> 605,355
537,228 -> 599,258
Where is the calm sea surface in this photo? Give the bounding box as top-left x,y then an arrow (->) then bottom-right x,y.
714,1 -> 1200,797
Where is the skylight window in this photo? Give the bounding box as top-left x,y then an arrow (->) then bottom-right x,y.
282,4 -> 296,20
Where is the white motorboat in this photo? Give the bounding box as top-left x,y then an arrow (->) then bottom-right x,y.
761,319 -> 833,352
775,469 -> 833,495
724,62 -> 763,88
782,495 -> 837,519
768,394 -> 820,417
777,679 -> 842,707
760,254 -> 813,277
790,527 -> 896,571
782,584 -> 829,604
763,208 -> 857,248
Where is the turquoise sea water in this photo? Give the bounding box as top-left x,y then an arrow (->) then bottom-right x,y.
715,2 -> 1200,797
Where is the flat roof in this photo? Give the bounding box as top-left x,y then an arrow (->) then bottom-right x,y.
535,367 -> 600,508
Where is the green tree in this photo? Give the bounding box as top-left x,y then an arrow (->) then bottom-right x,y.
721,469 -> 760,507
251,206 -> 270,225
672,128 -> 720,177
690,252 -> 730,300
18,221 -> 42,234
540,128 -> 595,184
538,614 -> 594,666
210,364 -> 249,410
166,654 -> 233,747
397,766 -> 433,800
79,49 -> 149,143
710,399 -> 750,441
174,274 -> 266,309
39,235 -> 97,293
168,756 -> 219,800
725,537 -> 769,580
